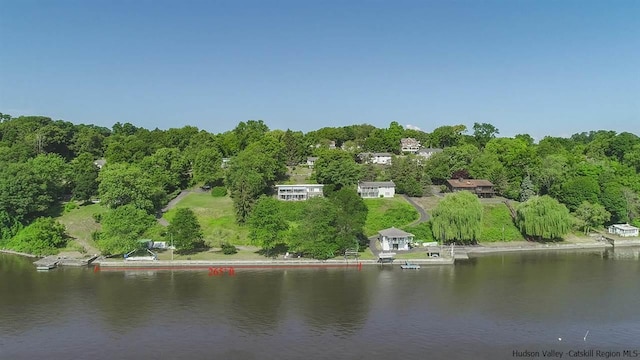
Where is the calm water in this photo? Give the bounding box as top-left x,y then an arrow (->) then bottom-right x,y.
1,249 -> 639,360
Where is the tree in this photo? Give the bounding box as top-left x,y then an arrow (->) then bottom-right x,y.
6,217 -> 66,256
97,163 -> 166,214
431,191 -> 483,244
574,201 -> 610,235
167,208 -> 204,252
192,147 -> 224,186
519,175 -> 536,202
288,198 -> 342,259
247,196 -> 289,254
329,188 -> 368,249
555,176 -> 600,211
314,150 -> 362,191
69,153 -> 99,201
140,147 -> 190,193
389,156 -> 430,196
97,205 -> 156,255
226,167 -> 265,223
430,125 -> 466,148
472,122 -> 499,148
282,129 -> 306,166
516,196 -> 570,241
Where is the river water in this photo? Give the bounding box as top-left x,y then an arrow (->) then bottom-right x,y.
1,249 -> 639,360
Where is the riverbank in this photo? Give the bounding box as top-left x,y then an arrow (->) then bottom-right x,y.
0,249 -> 39,258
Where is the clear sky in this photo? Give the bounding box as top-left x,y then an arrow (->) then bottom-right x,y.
1,0 -> 638,139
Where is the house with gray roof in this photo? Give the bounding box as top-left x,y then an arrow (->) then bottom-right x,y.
357,181 -> 395,198
378,227 -> 414,251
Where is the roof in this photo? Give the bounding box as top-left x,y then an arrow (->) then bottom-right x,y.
94,159 -> 106,166
378,227 -> 414,238
446,179 -> 494,188
359,181 -> 395,187
400,137 -> 420,145
418,148 -> 443,153
609,224 -> 639,231
307,156 -> 318,160
276,184 -> 323,188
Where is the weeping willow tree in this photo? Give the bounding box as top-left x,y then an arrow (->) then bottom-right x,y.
516,195 -> 570,241
431,191 -> 483,244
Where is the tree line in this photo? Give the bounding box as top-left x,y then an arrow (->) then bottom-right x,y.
1,112 -> 639,255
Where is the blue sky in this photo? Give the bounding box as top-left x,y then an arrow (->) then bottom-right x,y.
1,0 -> 638,139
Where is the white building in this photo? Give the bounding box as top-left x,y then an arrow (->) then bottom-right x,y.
276,184 -> 324,201
378,227 -> 414,251
306,157 -> 318,167
93,159 -> 106,169
416,148 -> 443,160
608,224 -> 639,237
358,152 -> 393,165
400,138 -> 421,153
357,181 -> 396,198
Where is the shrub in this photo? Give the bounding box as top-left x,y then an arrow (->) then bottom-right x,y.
221,242 -> 237,255
64,202 -> 78,213
92,213 -> 102,223
211,186 -> 227,197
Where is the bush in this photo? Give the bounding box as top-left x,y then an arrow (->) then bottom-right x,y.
211,186 -> 227,197
64,202 -> 78,213
92,212 -> 102,223
403,222 -> 435,243
221,242 -> 237,255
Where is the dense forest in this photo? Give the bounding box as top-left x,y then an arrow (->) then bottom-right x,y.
1,112 -> 639,257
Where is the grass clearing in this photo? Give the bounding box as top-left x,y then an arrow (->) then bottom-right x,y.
479,203 -> 524,242
55,202 -> 106,253
163,193 -> 249,246
363,196 -> 419,236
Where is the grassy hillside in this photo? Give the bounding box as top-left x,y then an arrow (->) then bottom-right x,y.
163,192 -> 249,246
55,202 -> 107,253
479,203 -> 524,242
363,196 -> 419,236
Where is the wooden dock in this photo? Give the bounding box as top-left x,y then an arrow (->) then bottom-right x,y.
34,256 -> 61,270
33,255 -> 99,270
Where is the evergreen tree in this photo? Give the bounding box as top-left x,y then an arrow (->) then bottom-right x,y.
519,175 -> 536,202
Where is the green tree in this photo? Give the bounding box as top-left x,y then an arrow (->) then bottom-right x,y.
516,195 -> 570,241
288,198 -> 342,259
247,196 -> 289,254
192,147 -> 224,186
430,125 -> 466,148
69,153 -> 99,201
7,217 -> 66,255
431,191 -> 483,244
282,129 -> 306,166
97,163 -> 166,214
555,176 -> 600,211
574,201 -> 610,235
314,150 -> 362,191
167,208 -> 204,252
330,188 -> 368,249
519,175 -> 536,202
472,122 -> 499,148
226,167 -> 265,223
389,156 -> 430,196
97,205 -> 156,255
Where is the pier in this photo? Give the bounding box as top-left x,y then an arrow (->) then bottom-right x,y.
33,255 -> 99,270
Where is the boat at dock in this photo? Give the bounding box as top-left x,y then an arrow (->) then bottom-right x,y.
400,262 -> 421,270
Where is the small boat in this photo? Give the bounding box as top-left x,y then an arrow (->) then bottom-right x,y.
400,262 -> 421,270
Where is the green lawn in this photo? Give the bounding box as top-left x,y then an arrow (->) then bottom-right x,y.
363,196 -> 419,236
163,193 -> 249,246
55,202 -> 106,253
478,203 -> 524,242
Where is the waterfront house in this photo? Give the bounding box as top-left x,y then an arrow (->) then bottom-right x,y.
306,157 -> 318,168
608,224 -> 639,237
445,178 -> 495,198
276,184 -> 324,201
357,181 -> 396,198
378,227 -> 414,251
357,152 -> 393,165
400,138 -> 421,153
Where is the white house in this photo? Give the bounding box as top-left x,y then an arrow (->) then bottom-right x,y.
608,224 -> 639,237
358,152 -> 393,165
416,148 -> 443,160
276,184 -> 324,201
307,157 -> 318,167
357,181 -> 396,198
221,158 -> 231,168
400,138 -> 421,153
378,227 -> 414,251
